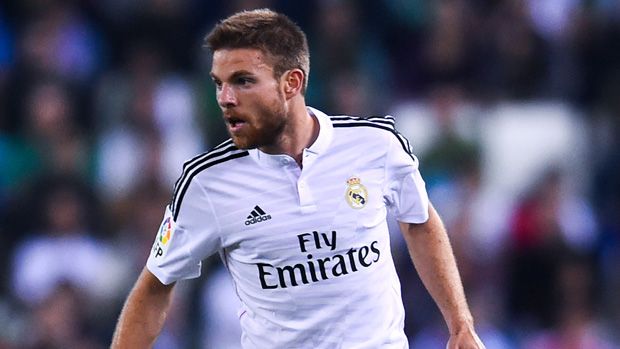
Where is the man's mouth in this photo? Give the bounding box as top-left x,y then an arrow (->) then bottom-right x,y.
225,116 -> 247,132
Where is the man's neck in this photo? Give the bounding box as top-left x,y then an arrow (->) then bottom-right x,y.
259,100 -> 318,166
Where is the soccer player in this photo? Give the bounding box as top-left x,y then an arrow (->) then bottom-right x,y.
112,9 -> 485,349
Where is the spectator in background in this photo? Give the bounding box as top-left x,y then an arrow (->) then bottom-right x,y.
593,81 -> 620,336
0,7 -> 12,74
324,70 -> 373,117
0,6 -> 12,126
488,0 -> 549,99
95,40 -> 204,202
112,179 -> 172,275
525,0 -> 582,100
505,169 -> 599,333
419,1 -> 477,95
1,79 -> 90,203
0,78 -> 92,266
419,85 -> 480,187
382,0 -> 428,98
24,283 -> 106,349
10,176 -> 129,311
309,0 -> 389,113
1,77 -> 96,314
16,0 -> 102,85
24,79 -> 91,177
522,254 -> 617,349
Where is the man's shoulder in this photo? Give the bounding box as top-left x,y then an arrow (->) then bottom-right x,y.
179,139 -> 250,176
328,114 -> 397,143
328,114 -> 396,130
170,139 -> 251,220
327,113 -> 414,158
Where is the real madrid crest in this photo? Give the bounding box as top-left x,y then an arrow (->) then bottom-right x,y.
345,176 -> 368,209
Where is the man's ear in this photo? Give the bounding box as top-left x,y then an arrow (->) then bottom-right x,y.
282,69 -> 304,99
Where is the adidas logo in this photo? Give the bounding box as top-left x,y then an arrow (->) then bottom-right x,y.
245,205 -> 272,226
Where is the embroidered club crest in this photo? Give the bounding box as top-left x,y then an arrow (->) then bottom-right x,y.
345,176 -> 368,209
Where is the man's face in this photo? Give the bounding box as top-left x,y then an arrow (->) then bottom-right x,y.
211,48 -> 287,149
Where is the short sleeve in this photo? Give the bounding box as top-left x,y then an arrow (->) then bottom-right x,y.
383,132 -> 430,223
147,178 -> 221,284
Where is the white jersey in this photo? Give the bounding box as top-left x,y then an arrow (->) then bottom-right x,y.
147,107 -> 430,348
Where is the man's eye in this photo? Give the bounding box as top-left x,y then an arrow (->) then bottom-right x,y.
236,77 -> 253,85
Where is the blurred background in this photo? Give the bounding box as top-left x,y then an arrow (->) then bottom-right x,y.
0,0 -> 619,348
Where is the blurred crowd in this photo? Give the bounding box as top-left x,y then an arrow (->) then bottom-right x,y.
0,0 -> 619,348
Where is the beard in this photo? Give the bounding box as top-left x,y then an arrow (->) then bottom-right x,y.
227,94 -> 287,150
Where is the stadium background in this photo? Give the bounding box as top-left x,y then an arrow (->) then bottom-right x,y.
0,0 -> 619,348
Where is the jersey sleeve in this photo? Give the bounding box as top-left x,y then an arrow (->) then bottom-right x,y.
383,130 -> 430,224
147,178 -> 221,284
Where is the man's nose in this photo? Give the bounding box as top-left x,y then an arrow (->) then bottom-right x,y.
218,84 -> 237,108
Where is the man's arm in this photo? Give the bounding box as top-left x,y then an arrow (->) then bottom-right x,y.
111,267 -> 175,348
399,204 -> 485,349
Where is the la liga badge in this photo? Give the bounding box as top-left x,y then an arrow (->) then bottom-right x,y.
153,216 -> 174,259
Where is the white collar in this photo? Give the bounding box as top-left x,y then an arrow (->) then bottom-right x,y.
249,106 -> 333,168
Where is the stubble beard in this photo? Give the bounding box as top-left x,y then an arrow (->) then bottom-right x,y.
229,94 -> 287,150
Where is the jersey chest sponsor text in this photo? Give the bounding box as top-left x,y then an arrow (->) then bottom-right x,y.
256,230 -> 380,289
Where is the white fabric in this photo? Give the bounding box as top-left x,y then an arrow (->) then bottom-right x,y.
147,107 -> 429,348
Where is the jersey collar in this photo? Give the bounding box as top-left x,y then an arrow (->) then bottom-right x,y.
249,106 -> 333,168
305,106 -> 333,156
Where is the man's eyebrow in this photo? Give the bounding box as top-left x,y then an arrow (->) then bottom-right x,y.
210,70 -> 255,81
230,70 -> 255,79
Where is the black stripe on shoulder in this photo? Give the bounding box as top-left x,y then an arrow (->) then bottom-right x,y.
212,138 -> 234,150
332,120 -> 415,161
330,115 -> 395,127
170,138 -> 235,199
171,143 -> 248,220
171,140 -> 236,209
184,139 -> 234,171
173,150 -> 249,221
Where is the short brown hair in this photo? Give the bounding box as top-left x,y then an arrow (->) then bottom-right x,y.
204,9 -> 310,94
